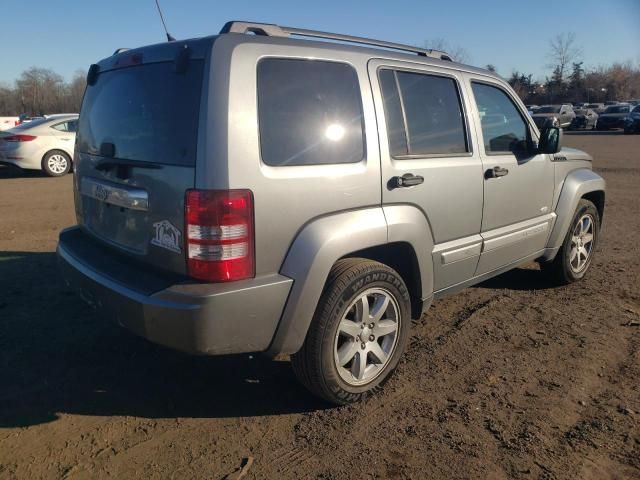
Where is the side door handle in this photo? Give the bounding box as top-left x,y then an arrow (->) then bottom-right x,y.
391,173 -> 424,188
485,166 -> 509,179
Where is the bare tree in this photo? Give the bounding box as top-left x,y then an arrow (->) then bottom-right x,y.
547,32 -> 582,82
64,70 -> 86,112
425,38 -> 471,64
15,67 -> 65,115
0,67 -> 86,116
485,64 -> 497,73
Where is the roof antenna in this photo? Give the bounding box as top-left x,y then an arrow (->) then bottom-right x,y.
154,0 -> 176,42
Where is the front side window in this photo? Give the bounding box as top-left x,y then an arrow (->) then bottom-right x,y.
379,69 -> 468,157
257,59 -> 365,167
471,82 -> 528,154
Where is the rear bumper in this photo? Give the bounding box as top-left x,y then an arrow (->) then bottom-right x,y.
0,144 -> 41,170
57,227 -> 293,355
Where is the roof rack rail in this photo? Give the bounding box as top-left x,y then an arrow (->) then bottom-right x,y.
112,48 -> 130,55
219,21 -> 453,61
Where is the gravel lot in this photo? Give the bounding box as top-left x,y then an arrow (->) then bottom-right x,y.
0,132 -> 638,480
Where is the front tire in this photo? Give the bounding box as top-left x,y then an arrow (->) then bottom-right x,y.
42,150 -> 71,177
291,258 -> 411,405
542,199 -> 599,284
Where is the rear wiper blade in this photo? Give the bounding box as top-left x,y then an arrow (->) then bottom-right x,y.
95,158 -> 163,171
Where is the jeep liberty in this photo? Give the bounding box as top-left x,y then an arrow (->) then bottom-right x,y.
58,21 -> 605,404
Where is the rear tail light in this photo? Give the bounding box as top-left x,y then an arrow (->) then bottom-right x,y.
185,189 -> 255,282
4,134 -> 36,142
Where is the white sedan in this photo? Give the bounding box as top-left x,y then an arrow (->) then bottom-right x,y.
0,114 -> 78,176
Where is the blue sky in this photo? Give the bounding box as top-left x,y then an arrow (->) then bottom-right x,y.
2,0 -> 639,84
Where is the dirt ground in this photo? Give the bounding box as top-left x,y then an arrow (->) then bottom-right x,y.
0,131 -> 638,480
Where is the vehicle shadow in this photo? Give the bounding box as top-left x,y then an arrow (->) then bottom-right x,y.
0,251 -> 328,429
475,265 -> 556,291
0,165 -> 47,179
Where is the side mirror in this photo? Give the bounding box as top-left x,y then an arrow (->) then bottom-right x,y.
539,127 -> 562,154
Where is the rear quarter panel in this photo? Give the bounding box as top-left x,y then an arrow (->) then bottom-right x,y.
204,35 -> 383,277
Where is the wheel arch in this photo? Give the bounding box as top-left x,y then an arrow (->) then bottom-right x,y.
546,168 -> 605,254
341,242 -> 423,320
266,205 -> 434,356
581,189 -> 605,225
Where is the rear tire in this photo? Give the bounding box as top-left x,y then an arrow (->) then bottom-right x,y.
541,199 -> 599,285
42,150 -> 71,177
291,258 -> 411,405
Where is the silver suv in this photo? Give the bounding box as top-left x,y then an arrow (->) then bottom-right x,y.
58,21 -> 605,404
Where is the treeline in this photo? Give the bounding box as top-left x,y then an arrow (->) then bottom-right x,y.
509,62 -> 640,105
2,34 -> 639,117
506,33 -> 640,105
0,67 -> 86,116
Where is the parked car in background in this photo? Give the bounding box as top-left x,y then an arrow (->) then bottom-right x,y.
15,114 -> 45,126
526,105 -> 540,115
0,117 -> 19,131
531,104 -> 575,129
604,101 -> 619,106
57,20 -> 605,405
596,104 -> 632,130
585,103 -> 606,114
0,114 -> 78,176
624,105 -> 640,134
569,108 -> 598,130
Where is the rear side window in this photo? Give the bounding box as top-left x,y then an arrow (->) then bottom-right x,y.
257,59 -> 365,166
379,69 -> 468,157
471,82 -> 528,154
51,120 -> 78,132
78,61 -> 204,166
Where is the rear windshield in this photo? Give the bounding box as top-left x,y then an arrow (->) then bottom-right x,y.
13,118 -> 50,130
78,60 -> 204,166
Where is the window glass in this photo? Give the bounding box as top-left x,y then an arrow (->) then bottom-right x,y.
604,105 -> 630,114
67,120 -> 78,132
257,58 -> 365,166
13,118 -> 49,130
51,122 -> 68,132
78,60 -> 204,165
537,106 -> 561,113
392,71 -> 468,156
471,82 -> 528,154
378,69 -> 408,156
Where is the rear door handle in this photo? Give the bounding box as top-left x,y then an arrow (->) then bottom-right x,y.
485,166 -> 509,179
391,173 -> 424,188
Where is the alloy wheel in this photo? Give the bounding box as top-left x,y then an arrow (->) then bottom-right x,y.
47,154 -> 68,174
569,213 -> 595,273
333,288 -> 400,386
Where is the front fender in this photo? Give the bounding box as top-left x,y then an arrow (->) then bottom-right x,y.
545,168 -> 605,255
